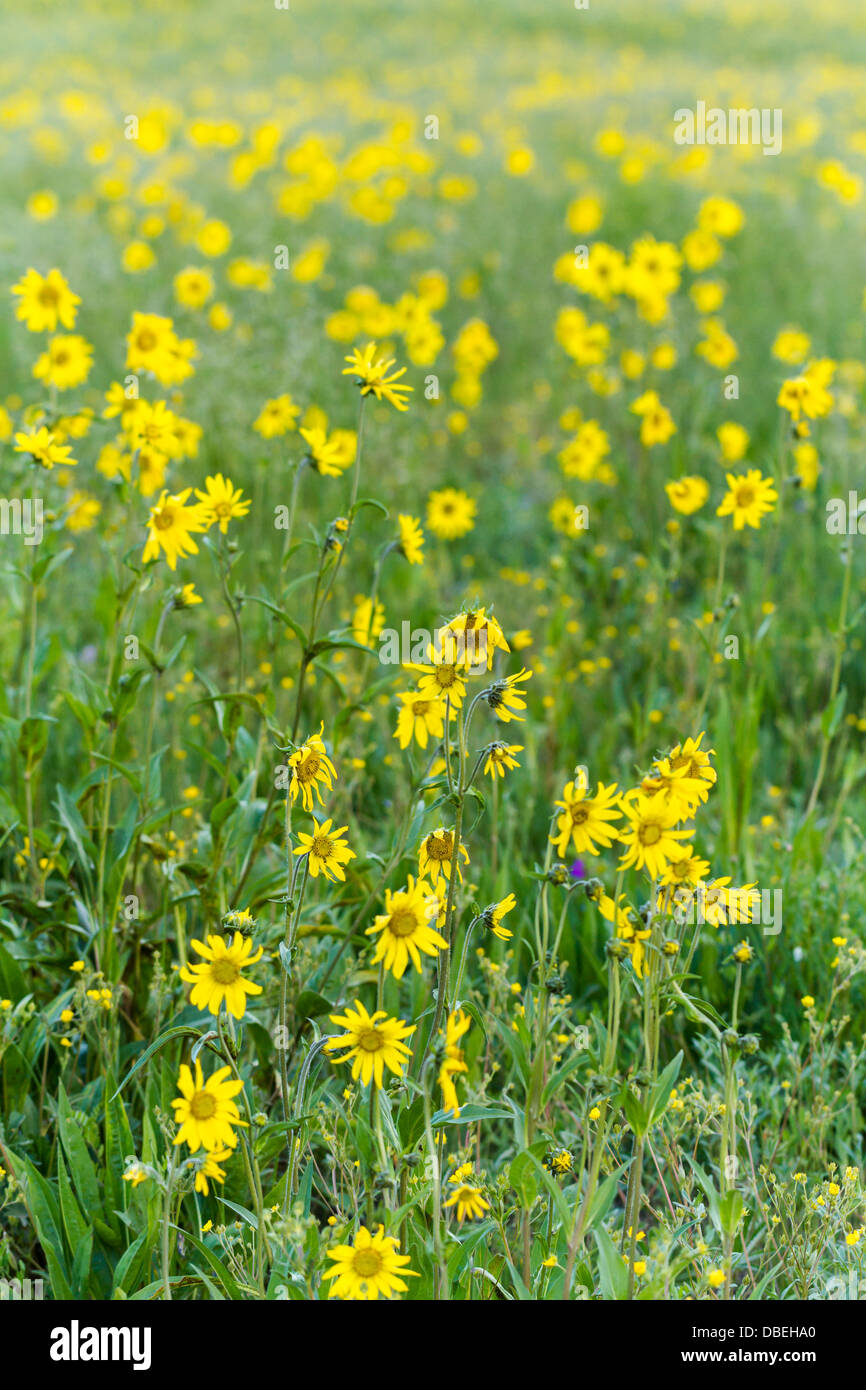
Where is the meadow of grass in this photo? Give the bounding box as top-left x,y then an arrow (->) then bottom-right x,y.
1,0 -> 866,1308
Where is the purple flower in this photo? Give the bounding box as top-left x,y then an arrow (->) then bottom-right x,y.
570,859 -> 586,880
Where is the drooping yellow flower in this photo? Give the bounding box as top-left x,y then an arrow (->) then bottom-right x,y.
418,827 -> 470,885
397,514 -> 424,564
485,892 -> 517,941
716,470 -> 777,530
618,791 -> 694,878
287,724 -> 337,811
437,607 -> 509,671
325,1000 -> 415,1087
439,1008 -> 471,1116
293,817 -> 356,881
179,931 -> 263,1019
323,1224 -> 418,1300
123,1161 -> 149,1188
187,1144 -> 232,1196
351,595 -> 385,647
141,489 -> 212,570
484,667 -> 532,723
793,441 -> 821,490
195,473 -> 251,533
12,267 -> 80,332
342,341 -> 412,411
483,742 -> 523,778
699,879 -> 761,928
300,425 -> 354,477
171,1059 -> 248,1152
597,893 -> 652,977
365,875 -> 446,978
551,778 -> 622,857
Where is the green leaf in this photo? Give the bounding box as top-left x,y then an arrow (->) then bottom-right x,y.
295,989 -> 334,1021
3,1148 -> 73,1298
57,1086 -> 102,1217
509,1150 -> 539,1208
168,1226 -> 244,1298
431,1103 -> 512,1127
111,1231 -> 149,1297
57,1151 -> 89,1251
821,685 -> 847,740
55,784 -> 96,880
687,1156 -> 722,1234
719,1187 -> 745,1237
622,1086 -> 649,1140
593,1226 -> 629,1300
112,1026 -> 216,1099
70,1227 -> 94,1298
648,1050 -> 683,1127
